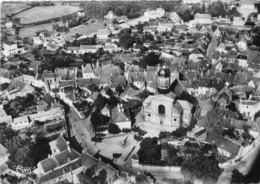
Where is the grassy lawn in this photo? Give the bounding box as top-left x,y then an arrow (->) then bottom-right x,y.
17,3 -> 81,24
19,21 -> 63,37
64,20 -> 109,38
1,2 -> 30,18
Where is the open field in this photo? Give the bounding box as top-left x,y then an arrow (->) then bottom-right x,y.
1,2 -> 30,18
19,21 -> 64,37
17,3 -> 81,24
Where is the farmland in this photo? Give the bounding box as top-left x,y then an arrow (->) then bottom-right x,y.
1,2 -> 30,18
17,3 -> 82,24
19,21 -> 64,38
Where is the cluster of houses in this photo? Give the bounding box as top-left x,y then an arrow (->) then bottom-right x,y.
2,3 -> 260,183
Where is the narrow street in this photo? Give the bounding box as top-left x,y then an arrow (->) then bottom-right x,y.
68,109 -> 98,155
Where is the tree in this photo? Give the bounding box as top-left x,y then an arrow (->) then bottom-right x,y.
172,127 -> 187,138
119,32 -> 133,49
97,169 -> 107,184
5,136 -> 34,167
140,52 -> 161,68
202,3 -> 206,13
115,86 -> 124,95
84,2 -> 104,19
108,123 -> 121,135
180,9 -> 193,22
61,15 -> 67,25
181,155 -> 222,183
52,23 -> 59,31
230,169 -> 245,184
90,112 -> 103,131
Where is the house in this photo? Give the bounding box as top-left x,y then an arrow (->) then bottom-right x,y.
238,99 -> 260,119
6,80 -> 35,100
55,67 -> 78,81
12,115 -> 30,130
46,42 -> 59,51
2,42 -> 25,57
157,23 -> 173,33
29,107 -> 65,123
216,42 -> 226,54
168,12 -> 183,24
49,135 -> 69,155
119,86 -> 140,102
128,72 -> 146,89
177,100 -> 193,127
237,53 -> 248,68
101,104 -> 111,117
43,73 -> 60,90
143,94 -> 183,129
35,135 -> 118,184
194,13 -> 212,25
205,131 -> 241,158
97,29 -> 109,40
0,144 -> 10,164
183,0 -> 201,4
104,11 -> 116,20
82,64 -> 95,79
79,45 -> 103,54
23,70 -> 35,85
144,7 -> 165,20
112,105 -> 131,130
29,60 -> 42,71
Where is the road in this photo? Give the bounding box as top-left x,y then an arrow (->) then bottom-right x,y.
69,110 -> 97,155
69,108 -> 184,183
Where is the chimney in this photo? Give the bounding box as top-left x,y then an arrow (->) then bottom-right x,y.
67,157 -> 71,164
67,141 -> 71,152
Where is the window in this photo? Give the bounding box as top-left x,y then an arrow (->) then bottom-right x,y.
174,118 -> 177,121
148,114 -> 151,117
158,105 -> 165,115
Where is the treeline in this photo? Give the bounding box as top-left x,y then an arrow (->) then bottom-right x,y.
81,1 -> 182,19
80,1 -> 240,22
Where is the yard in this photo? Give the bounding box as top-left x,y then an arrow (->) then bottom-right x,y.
1,2 -> 30,18
17,3 -> 81,24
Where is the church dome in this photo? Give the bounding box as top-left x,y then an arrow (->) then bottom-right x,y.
157,68 -> 170,77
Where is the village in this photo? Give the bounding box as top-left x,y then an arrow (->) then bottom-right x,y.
1,0 -> 260,184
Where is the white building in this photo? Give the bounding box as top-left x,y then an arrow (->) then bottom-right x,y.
183,0 -> 201,4
97,29 -> 109,40
168,12 -> 183,24
238,100 -> 260,119
12,116 -> 30,130
157,23 -> 173,33
2,42 -> 25,57
82,64 -> 95,79
194,13 -> 212,25
144,7 -> 165,20
104,11 -> 116,20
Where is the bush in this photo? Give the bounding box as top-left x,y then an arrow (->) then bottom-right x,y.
122,128 -> 131,133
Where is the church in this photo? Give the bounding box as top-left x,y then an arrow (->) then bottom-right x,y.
142,67 -> 185,129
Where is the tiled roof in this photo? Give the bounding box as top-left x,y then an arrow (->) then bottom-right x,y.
113,111 -> 128,123
55,67 -> 77,80
82,64 -> 93,74
205,132 -> 240,158
76,78 -> 92,87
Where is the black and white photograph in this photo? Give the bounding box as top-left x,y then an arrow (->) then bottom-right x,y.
0,0 -> 260,183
